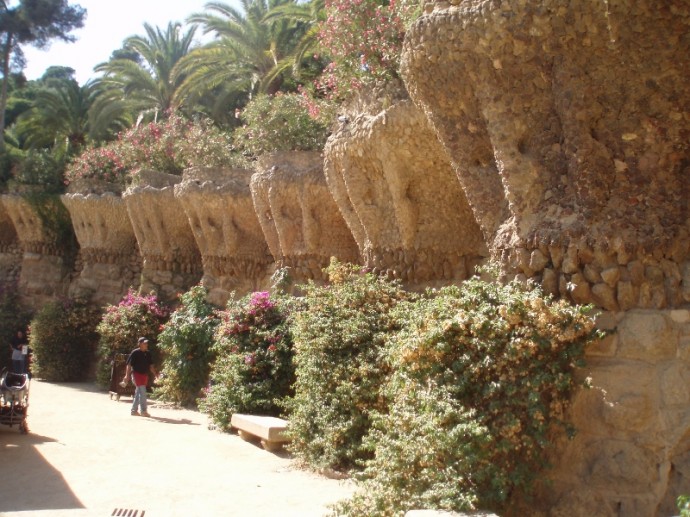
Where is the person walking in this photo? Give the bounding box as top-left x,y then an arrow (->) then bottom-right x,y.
122,337 -> 157,417
9,330 -> 28,374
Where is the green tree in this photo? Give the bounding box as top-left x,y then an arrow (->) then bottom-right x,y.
94,22 -> 196,122
174,0 -> 306,121
0,0 -> 86,152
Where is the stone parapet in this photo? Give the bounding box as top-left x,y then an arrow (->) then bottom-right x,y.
124,174 -> 202,302
324,99 -> 487,288
524,308 -> 690,516
62,193 -> 142,306
175,167 -> 273,306
401,0 -> 690,304
251,152 -> 359,283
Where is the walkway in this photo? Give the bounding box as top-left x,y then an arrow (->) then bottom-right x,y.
0,380 -> 354,517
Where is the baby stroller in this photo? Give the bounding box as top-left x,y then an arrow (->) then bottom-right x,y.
0,368 -> 29,434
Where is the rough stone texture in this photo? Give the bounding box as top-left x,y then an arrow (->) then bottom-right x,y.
175,167 -> 274,307
402,0 -> 690,307
0,194 -> 72,307
505,309 -> 690,516
0,199 -> 22,286
324,98 -> 487,288
61,192 -> 142,306
123,172 -> 202,302
250,152 -> 359,284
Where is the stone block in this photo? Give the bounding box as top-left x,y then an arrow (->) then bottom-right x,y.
231,414 -> 290,451
585,439 -> 660,492
660,363 -> 690,407
616,311 -> 677,362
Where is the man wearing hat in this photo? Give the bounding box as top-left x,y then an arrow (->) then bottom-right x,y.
122,337 -> 157,417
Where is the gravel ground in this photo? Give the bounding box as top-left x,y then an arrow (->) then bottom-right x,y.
0,379 -> 354,517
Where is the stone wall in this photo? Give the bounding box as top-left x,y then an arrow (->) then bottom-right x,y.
0,200 -> 22,285
62,192 -> 141,306
324,99 -> 487,288
401,0 -> 690,307
0,194 -> 73,307
517,309 -> 690,517
251,151 -> 359,283
123,172 -> 202,302
175,167 -> 274,307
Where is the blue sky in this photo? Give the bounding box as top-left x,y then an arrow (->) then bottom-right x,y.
22,0 -> 226,84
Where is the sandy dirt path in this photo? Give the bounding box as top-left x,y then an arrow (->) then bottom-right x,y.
0,380 -> 354,517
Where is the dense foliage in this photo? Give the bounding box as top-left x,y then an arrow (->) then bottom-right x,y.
284,260 -> 410,472
0,283 -> 31,373
332,279 -> 601,515
234,93 -> 334,156
200,291 -> 296,431
155,286 -> 220,407
317,0 -> 420,98
95,289 -> 168,387
29,298 -> 100,382
65,113 -> 247,186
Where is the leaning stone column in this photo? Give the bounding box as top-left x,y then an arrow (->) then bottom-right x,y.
0,194 -> 75,308
123,171 -> 202,302
62,191 -> 141,306
324,98 -> 487,288
402,0 -> 690,309
250,151 -> 360,284
175,167 -> 274,306
401,1 -> 690,514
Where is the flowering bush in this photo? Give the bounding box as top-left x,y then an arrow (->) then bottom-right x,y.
95,289 -> 169,387
234,93 -> 333,157
65,113 -> 247,186
317,0 -> 420,98
200,291 -> 296,431
29,298 -> 101,382
332,278 -> 602,515
284,260 -> 411,472
64,145 -> 128,185
155,286 -> 220,407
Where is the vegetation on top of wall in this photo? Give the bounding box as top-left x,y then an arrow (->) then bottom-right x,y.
199,290 -> 297,431
234,93 -> 335,157
317,0 -> 421,99
95,289 -> 169,387
330,276 -> 602,516
155,285 -> 220,407
64,112 -> 248,187
29,297 -> 101,382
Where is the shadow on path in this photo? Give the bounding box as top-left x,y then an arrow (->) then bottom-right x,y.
0,429 -> 84,513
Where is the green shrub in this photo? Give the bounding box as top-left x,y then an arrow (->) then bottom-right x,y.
0,282 -> 31,373
234,93 -> 332,157
678,495 -> 690,517
284,260 -> 411,472
12,148 -> 66,191
95,289 -> 168,387
200,291 -> 296,431
332,279 -> 601,515
29,298 -> 101,382
155,286 -> 219,406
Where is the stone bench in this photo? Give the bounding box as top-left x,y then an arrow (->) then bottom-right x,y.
230,414 -> 290,452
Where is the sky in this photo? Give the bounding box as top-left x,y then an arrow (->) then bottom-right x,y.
22,0 -> 229,85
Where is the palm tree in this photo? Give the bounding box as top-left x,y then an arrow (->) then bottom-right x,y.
14,78 -> 129,153
173,0 -> 307,120
262,0 -> 325,84
95,22 -> 197,121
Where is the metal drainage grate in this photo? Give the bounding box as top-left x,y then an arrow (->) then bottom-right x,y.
112,509 -> 145,517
